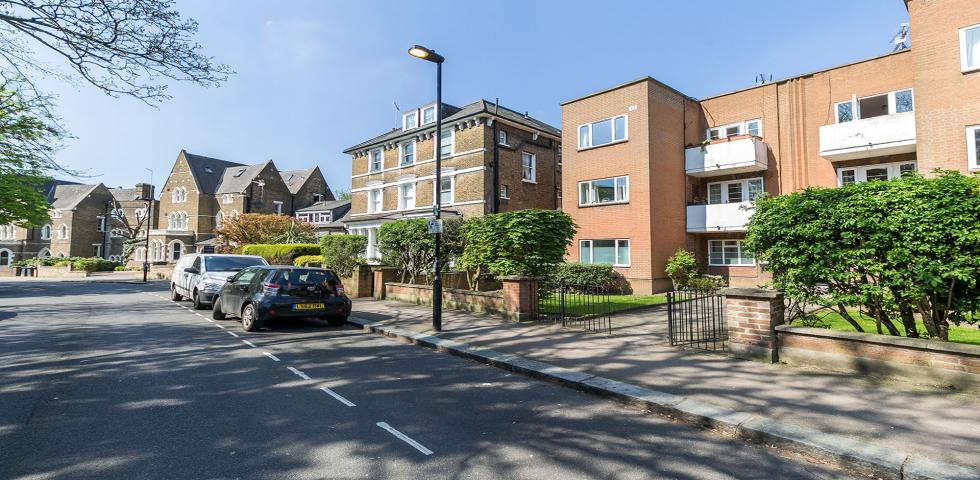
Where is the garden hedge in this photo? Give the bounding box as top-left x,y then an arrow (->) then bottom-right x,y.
241,243 -> 320,265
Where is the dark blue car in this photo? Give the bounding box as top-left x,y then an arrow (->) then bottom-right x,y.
212,266 -> 352,331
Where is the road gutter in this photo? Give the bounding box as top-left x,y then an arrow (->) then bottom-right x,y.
348,316 -> 978,480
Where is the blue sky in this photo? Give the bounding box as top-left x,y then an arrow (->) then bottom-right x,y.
41,0 -> 909,194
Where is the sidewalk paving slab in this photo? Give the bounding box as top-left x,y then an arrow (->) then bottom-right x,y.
350,298 -> 980,480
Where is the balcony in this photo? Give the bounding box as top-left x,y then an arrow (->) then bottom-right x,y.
819,111 -> 916,161
687,202 -> 755,233
684,136 -> 768,178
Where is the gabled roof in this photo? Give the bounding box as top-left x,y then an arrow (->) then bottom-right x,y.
182,151 -> 245,194
344,100 -> 561,153
50,184 -> 102,210
41,179 -> 81,204
280,167 -> 317,195
215,160 -> 271,194
295,199 -> 350,213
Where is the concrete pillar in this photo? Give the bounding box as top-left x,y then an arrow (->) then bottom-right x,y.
501,276 -> 538,321
722,288 -> 785,363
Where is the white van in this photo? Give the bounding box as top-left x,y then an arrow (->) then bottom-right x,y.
170,254 -> 268,309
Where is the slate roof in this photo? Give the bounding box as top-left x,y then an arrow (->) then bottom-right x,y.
343,100 -> 561,153
214,161 -> 270,195
182,151 -> 245,194
41,180 -> 81,203
108,187 -> 141,202
280,167 -> 317,195
295,199 -> 350,213
50,184 -> 102,210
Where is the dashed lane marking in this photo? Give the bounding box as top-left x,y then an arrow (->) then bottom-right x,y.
226,330 -> 239,338
263,351 -> 281,362
242,340 -> 257,348
376,422 -> 433,455
287,366 -> 311,380
321,387 -> 356,407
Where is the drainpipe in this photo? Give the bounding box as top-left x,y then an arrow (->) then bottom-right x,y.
491,98 -> 501,213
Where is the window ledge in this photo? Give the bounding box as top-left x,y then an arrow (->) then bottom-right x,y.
961,66 -> 980,74
578,200 -> 629,208
522,179 -> 537,184
577,139 -> 628,152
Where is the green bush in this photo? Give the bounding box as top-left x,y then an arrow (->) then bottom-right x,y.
70,257 -> 121,272
293,255 -> 324,267
665,249 -> 698,289
113,265 -> 126,271
378,219 -> 432,283
684,275 -> 725,291
551,262 -> 616,287
320,234 -> 367,277
459,209 -> 576,279
241,243 -> 320,265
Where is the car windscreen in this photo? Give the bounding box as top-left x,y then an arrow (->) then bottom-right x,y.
205,256 -> 266,272
272,268 -> 337,287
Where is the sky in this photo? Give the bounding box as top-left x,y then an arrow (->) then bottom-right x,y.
37,0 -> 910,194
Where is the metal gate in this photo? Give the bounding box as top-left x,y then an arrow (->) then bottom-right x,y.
667,289 -> 727,352
535,283 -> 611,333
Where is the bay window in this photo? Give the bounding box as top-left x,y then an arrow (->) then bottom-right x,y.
578,176 -> 628,206
578,115 -> 627,149
709,240 -> 754,266
402,111 -> 417,130
579,239 -> 630,267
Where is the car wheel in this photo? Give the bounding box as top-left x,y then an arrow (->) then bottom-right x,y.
326,315 -> 347,327
241,304 -> 260,332
170,285 -> 183,301
192,290 -> 206,310
212,298 -> 226,320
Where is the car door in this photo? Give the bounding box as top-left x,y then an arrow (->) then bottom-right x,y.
172,256 -> 189,294
228,267 -> 260,314
185,256 -> 203,294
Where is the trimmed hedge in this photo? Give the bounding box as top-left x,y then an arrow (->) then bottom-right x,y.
71,258 -> 122,272
241,243 -> 320,265
320,234 -> 367,278
293,255 -> 324,267
551,262 -> 616,286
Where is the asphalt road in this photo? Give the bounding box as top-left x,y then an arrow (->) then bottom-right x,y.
0,280 -> 853,479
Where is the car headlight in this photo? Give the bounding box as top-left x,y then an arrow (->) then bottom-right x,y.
198,279 -> 223,292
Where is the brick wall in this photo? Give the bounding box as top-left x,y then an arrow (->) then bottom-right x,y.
724,288 -> 785,362
384,282 -> 507,317
777,325 -> 980,390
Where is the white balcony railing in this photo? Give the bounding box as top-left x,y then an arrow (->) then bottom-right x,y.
819,111 -> 916,161
684,136 -> 768,177
686,202 -> 755,233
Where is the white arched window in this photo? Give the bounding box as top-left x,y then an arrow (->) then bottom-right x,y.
150,240 -> 164,262
167,211 -> 188,230
41,224 -> 51,240
57,251 -> 66,258
215,211 -> 224,229
171,186 -> 187,203
0,225 -> 14,240
57,224 -> 69,239
134,247 -> 146,262
0,248 -> 12,266
169,240 -> 184,262
37,248 -> 51,258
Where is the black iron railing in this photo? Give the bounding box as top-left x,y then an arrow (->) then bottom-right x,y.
535,283 -> 612,334
667,288 -> 727,352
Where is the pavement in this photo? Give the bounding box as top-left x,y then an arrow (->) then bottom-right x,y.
0,280 -> 857,479
349,298 -> 980,479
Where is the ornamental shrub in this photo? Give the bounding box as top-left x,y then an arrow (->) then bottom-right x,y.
460,209 -> 576,279
319,234 -> 367,278
293,255 -> 324,267
377,219 -> 433,283
70,257 -> 121,272
551,262 -> 616,287
745,170 -> 980,341
241,243 -> 320,265
665,249 -> 698,289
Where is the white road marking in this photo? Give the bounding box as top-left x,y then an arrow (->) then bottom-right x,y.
226,331 -> 239,338
195,313 -> 205,318
376,422 -> 433,455
321,387 -> 356,407
207,319 -> 214,323
263,351 -> 280,362
287,366 -> 311,380
242,340 -> 257,348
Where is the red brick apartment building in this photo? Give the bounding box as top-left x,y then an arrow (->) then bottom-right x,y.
561,0 -> 980,294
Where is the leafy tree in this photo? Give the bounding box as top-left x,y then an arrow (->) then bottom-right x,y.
745,171 -> 980,341
214,213 -> 313,246
0,85 -> 61,226
377,219 -> 433,284
461,209 -> 577,279
457,216 -> 492,290
319,234 -> 367,278
0,0 -> 229,224
665,248 -> 698,290
333,188 -> 351,201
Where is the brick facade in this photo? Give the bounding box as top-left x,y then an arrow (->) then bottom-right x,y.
562,3 -> 980,293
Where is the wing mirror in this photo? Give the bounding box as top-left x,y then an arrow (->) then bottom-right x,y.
225,277 -> 234,283
184,267 -> 199,274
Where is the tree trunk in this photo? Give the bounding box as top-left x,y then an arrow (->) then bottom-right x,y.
837,304 -> 865,333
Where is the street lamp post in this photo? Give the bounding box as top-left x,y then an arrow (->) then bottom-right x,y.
408,44 -> 445,332
142,168 -> 153,283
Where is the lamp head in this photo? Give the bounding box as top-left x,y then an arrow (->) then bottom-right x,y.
408,45 -> 444,63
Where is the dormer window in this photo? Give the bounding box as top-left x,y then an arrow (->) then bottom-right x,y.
422,105 -> 436,125
402,111 -> 418,130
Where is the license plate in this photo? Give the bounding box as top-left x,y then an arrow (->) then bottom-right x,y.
293,303 -> 325,311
